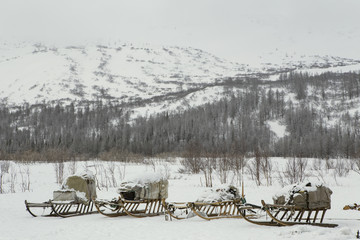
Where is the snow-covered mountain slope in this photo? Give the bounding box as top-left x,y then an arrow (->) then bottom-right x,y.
0,42 -> 246,106
0,42 -> 360,109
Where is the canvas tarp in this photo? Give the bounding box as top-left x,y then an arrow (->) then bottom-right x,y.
273,182 -> 332,209
53,172 -> 96,202
118,179 -> 168,200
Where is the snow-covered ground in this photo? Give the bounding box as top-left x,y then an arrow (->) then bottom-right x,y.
0,158 -> 359,240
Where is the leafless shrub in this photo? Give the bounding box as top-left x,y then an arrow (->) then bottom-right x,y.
116,163 -> 126,182
216,154 -> 231,184
9,165 -> 17,193
354,158 -> 360,174
247,152 -> 262,186
230,154 -> 247,187
201,153 -> 215,187
260,154 -> 273,186
1,161 -> 10,173
92,160 -> 101,190
311,159 -> 326,183
162,163 -> 171,180
127,152 -> 145,164
107,162 -> 117,187
43,148 -> 72,163
325,158 -> 334,172
284,158 -> 298,184
180,142 -> 203,174
19,165 -> 31,192
154,152 -> 177,163
283,157 -> 308,185
99,148 -> 144,164
0,162 -> 10,194
277,171 -> 286,187
334,159 -> 350,177
297,158 -> 308,181
95,163 -> 109,191
311,159 -> 322,171
0,151 -> 7,161
145,158 -> 157,172
99,148 -> 123,162
67,161 -> 77,175
53,161 -> 65,185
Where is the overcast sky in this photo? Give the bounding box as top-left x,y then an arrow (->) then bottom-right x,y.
1,0 -> 360,62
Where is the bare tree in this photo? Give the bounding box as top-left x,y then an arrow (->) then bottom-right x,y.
96,163 -> 109,191
146,158 -> 157,172
283,157 -> 308,185
247,151 -> 262,186
201,153 -> 215,187
0,162 -> 10,194
116,163 -> 126,182
334,158 -> 350,177
230,154 -> 247,187
67,160 -> 77,175
19,165 -> 31,192
162,163 -> 171,180
9,165 -> 17,193
107,161 -> 117,187
92,160 -> 101,191
354,158 -> 360,175
181,142 -> 203,174
260,154 -> 273,186
311,159 -> 326,183
216,154 -> 231,184
53,161 -> 65,185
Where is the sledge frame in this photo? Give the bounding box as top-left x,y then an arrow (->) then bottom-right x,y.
94,195 -> 165,218
238,200 -> 338,228
25,200 -> 97,218
163,199 -> 259,221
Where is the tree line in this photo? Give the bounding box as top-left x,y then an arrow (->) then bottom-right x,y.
0,71 -> 359,161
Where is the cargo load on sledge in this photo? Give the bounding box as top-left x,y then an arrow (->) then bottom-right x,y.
272,181 -> 332,209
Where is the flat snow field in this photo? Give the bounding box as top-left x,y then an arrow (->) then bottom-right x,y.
0,158 -> 359,240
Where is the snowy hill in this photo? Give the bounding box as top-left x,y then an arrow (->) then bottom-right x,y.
0,42 -> 245,106
1,42 -> 360,112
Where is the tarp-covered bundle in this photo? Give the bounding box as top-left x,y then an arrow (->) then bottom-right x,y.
118,174 -> 168,200
53,172 -> 97,202
273,182 -> 332,209
196,186 -> 240,203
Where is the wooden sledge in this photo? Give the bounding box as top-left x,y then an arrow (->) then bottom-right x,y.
238,200 -> 338,228
25,199 -> 97,218
163,198 -> 260,221
94,195 -> 165,218
25,173 -> 98,218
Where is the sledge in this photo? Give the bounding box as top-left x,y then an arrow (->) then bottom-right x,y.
25,172 -> 98,217
94,196 -> 165,218
25,199 -> 96,218
163,186 -> 260,221
237,182 -> 338,228
94,177 -> 167,217
260,200 -> 337,227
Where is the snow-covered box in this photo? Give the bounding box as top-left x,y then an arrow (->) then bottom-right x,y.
117,174 -> 168,200
53,172 -> 97,202
196,186 -> 240,203
273,182 -> 332,209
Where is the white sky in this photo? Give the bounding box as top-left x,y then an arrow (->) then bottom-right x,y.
1,0 -> 360,62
